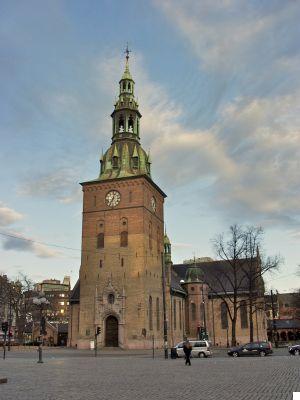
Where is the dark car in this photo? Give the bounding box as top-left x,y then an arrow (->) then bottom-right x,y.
288,344 -> 300,356
228,341 -> 273,357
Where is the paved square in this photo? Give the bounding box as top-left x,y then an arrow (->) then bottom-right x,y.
0,349 -> 299,400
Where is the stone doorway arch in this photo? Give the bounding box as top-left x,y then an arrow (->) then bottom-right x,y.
105,315 -> 119,347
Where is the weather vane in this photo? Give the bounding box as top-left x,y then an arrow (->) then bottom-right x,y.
124,43 -> 131,61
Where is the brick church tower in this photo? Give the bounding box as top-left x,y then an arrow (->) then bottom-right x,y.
70,49 -> 166,349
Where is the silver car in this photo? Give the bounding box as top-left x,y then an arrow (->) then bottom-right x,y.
175,340 -> 212,358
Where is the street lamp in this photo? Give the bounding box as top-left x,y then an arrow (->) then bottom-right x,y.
33,294 -> 49,363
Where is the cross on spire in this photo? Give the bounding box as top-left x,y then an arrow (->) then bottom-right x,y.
124,43 -> 131,61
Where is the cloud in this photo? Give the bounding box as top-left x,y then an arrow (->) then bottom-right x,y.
17,168 -> 82,204
93,47 -> 300,229
1,232 -> 60,258
0,203 -> 24,226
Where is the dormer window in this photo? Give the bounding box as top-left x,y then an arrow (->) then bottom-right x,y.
112,156 -> 119,169
132,157 -> 138,169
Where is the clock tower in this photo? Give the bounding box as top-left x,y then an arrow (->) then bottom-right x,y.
75,49 -> 166,349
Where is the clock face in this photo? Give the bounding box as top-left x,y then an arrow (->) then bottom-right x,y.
105,190 -> 121,207
151,196 -> 156,212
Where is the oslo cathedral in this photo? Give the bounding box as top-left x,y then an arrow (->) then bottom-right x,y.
68,51 -> 267,349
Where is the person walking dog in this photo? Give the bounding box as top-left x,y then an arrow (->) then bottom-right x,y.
183,340 -> 192,366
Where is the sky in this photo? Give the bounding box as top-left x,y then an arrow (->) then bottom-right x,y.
0,0 -> 299,293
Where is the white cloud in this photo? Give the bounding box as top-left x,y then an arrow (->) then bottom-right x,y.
1,231 -> 60,258
0,203 -> 24,226
17,168 -> 82,204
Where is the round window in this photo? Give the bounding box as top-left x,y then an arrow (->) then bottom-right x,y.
108,293 -> 115,304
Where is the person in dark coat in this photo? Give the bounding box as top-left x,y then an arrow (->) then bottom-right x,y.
183,340 -> 192,366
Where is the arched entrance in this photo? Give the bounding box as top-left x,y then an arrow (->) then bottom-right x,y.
105,315 -> 119,347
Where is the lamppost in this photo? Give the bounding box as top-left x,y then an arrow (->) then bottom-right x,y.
33,294 -> 49,363
161,252 -> 168,359
201,284 -> 207,339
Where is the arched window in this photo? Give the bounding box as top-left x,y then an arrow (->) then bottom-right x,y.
128,82 -> 131,91
97,233 -> 104,249
118,115 -> 124,132
173,299 -> 177,330
128,115 -> 134,132
120,231 -> 128,247
149,296 -> 153,331
221,302 -> 228,329
240,301 -> 248,329
122,82 -> 126,90
191,302 -> 196,321
156,298 -> 160,331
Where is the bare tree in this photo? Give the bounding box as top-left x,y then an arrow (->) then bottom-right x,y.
242,226 -> 282,342
209,224 -> 247,346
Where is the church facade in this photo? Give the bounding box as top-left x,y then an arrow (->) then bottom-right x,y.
68,54 -> 267,349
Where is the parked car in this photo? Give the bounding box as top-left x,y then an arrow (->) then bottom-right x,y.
288,344 -> 300,355
174,340 -> 212,358
228,341 -> 273,357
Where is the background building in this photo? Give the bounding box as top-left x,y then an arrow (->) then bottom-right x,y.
35,276 -> 70,323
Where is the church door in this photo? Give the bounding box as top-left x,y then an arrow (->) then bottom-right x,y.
105,316 -> 119,347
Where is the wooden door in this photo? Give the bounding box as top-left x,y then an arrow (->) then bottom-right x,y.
105,316 -> 118,347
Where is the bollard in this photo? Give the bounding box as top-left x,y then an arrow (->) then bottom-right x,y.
37,344 -> 43,363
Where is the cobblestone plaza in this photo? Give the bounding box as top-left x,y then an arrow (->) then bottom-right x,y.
0,348 -> 299,400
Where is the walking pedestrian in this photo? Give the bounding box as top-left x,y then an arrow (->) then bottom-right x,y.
183,340 -> 192,366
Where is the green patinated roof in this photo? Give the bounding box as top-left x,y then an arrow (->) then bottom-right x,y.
164,234 -> 171,245
99,140 -> 151,180
97,53 -> 153,182
121,59 -> 133,81
185,266 -> 204,283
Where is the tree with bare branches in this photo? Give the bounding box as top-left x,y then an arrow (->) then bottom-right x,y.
209,224 -> 247,346
242,226 -> 282,342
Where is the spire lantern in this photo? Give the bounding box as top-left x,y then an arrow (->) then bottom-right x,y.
99,47 -> 151,181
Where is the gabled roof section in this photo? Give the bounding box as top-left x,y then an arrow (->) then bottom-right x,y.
70,279 -> 80,304
173,258 -> 262,295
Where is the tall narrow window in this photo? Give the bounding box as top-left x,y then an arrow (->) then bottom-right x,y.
97,233 -> 104,249
120,231 -> 128,247
221,302 -> 228,329
128,115 -> 134,132
240,301 -> 248,329
179,300 -> 182,330
149,296 -> 153,331
149,222 -> 152,250
156,298 -> 160,331
173,299 -> 177,330
191,302 -> 196,321
118,115 -> 124,132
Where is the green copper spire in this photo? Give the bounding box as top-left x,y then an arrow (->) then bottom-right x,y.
98,47 -> 151,181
